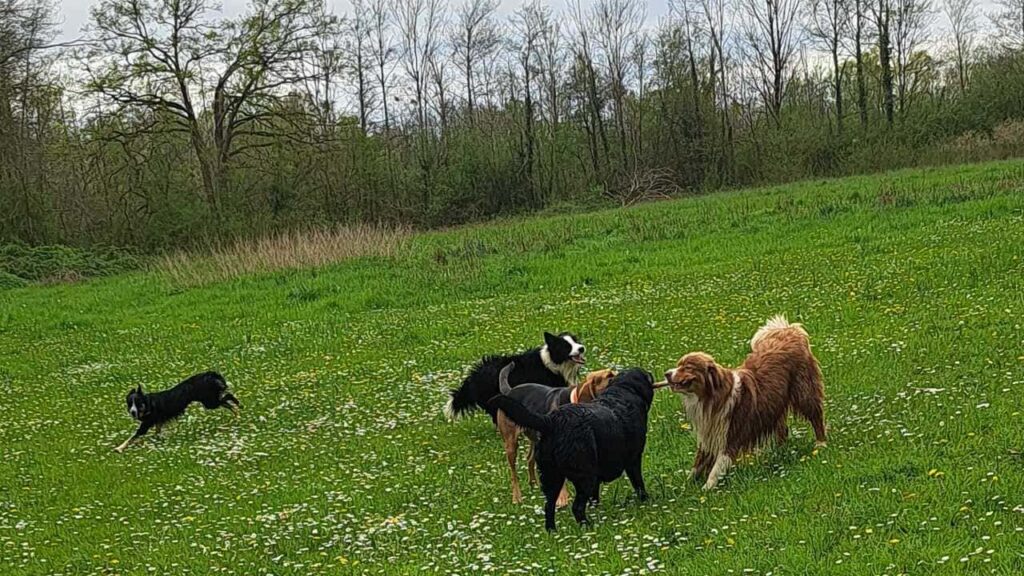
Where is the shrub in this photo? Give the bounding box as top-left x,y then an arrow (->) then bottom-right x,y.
0,271 -> 28,290
0,244 -> 140,285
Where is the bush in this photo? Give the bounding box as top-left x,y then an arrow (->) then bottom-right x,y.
0,271 -> 28,290
0,244 -> 140,285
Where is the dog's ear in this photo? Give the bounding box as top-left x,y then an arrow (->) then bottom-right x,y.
705,363 -> 719,390
577,378 -> 592,402
543,332 -> 559,347
136,385 -> 143,394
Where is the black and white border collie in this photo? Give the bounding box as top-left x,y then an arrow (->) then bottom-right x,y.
445,332 -> 585,422
114,371 -> 240,453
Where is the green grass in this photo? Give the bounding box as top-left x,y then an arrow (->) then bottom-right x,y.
2,160 -> 1023,575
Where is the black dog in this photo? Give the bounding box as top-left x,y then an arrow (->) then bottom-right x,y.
489,369 -> 655,531
445,332 -> 585,423
115,371 -> 240,453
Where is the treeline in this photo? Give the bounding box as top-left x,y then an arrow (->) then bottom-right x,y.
2,0 -> 1024,251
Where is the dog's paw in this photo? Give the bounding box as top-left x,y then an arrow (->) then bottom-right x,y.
814,441 -> 828,449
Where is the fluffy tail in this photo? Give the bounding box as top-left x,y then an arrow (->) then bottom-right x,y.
498,362 -> 515,395
444,381 -> 477,420
750,315 -> 808,350
488,395 -> 554,434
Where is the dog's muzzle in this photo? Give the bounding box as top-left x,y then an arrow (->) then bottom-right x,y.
663,371 -> 692,393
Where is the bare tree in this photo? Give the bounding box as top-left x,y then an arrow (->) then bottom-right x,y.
740,0 -> 802,127
392,0 -> 445,212
536,7 -> 564,129
594,0 -> 645,164
451,0 -> 499,123
568,0 -> 609,172
510,0 -> 544,202
369,0 -> 395,133
428,43 -> 452,134
393,0 -> 446,132
699,0 -> 735,181
669,0 -> 708,122
631,31 -> 649,161
990,0 -> 1024,50
84,0 -> 321,213
301,2 -> 344,136
0,0 -> 66,70
943,0 -> 975,94
809,0 -> 850,132
0,0 -> 61,242
848,0 -> 870,128
347,0 -> 375,134
892,0 -> 934,113
873,0 -> 895,126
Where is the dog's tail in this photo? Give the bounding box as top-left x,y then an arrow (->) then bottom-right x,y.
488,395 -> 554,434
444,380 -> 477,420
750,315 -> 809,350
498,362 -> 515,395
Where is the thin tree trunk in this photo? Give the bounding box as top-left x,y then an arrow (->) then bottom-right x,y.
878,0 -> 895,126
856,0 -> 868,128
833,49 -> 843,133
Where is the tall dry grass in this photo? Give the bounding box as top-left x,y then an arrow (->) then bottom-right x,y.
157,224 -> 410,287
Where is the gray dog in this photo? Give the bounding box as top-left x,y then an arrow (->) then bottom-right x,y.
493,362 -> 617,506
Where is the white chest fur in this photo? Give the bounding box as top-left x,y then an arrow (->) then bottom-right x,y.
683,372 -> 743,456
540,347 -> 581,386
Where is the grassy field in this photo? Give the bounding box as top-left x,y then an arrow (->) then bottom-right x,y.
2,161 -> 1023,575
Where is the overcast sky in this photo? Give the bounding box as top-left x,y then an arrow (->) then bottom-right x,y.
56,0 -> 1005,43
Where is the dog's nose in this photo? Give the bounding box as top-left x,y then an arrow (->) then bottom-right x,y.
664,370 -> 673,381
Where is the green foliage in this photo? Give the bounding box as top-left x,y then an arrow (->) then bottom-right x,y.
0,271 -> 28,290
0,243 -> 140,285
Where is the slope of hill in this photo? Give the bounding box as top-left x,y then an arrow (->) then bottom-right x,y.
1,161 -> 1022,575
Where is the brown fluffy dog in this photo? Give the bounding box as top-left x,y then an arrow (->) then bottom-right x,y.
664,316 -> 826,490
497,367 -> 617,507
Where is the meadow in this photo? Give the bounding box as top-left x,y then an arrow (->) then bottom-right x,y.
1,160 -> 1023,575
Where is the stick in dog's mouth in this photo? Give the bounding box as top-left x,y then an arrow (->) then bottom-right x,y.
653,381 -> 671,390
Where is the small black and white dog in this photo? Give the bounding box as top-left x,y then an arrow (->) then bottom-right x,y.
114,371 -> 240,453
445,332 -> 586,422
